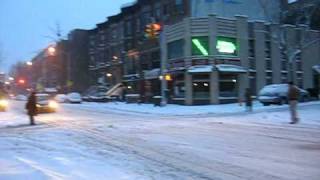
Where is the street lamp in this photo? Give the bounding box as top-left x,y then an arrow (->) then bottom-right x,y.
26,61 -> 33,66
47,46 -> 56,56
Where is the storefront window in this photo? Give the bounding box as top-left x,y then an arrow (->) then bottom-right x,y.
174,81 -> 185,98
219,74 -> 237,97
193,74 -> 210,99
168,39 -> 184,59
192,37 -> 209,56
216,37 -> 238,56
193,82 -> 210,98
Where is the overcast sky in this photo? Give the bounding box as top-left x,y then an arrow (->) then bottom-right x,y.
0,0 -> 133,73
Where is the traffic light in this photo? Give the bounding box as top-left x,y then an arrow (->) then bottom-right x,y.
18,79 -> 25,85
144,23 -> 162,39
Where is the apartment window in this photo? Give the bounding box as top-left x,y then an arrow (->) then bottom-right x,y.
111,29 -> 117,39
266,77 -> 272,85
265,41 -> 271,58
249,57 -> 256,69
266,60 -> 272,70
168,39 -> 184,59
248,40 -> 255,57
281,61 -> 287,71
125,20 -> 132,36
175,0 -> 184,13
176,0 -> 183,5
151,51 -> 160,69
141,11 -> 151,27
136,18 -> 141,32
154,3 -> 161,21
100,35 -> 105,41
192,37 -> 209,56
163,4 -> 169,16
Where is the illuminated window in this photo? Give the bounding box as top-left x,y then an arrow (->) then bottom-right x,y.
216,37 -> 238,56
192,37 -> 209,56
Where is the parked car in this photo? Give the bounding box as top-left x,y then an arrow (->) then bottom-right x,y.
55,94 -> 67,103
36,94 -> 59,113
66,92 -> 82,103
258,84 -> 310,106
0,98 -> 9,111
15,94 -> 27,101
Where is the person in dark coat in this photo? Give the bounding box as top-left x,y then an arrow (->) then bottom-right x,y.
245,88 -> 253,112
26,92 -> 37,125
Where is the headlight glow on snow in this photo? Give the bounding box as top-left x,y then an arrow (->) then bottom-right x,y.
0,100 -> 9,107
48,100 -> 59,109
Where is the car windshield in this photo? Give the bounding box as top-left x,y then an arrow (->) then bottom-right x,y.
37,95 -> 49,101
259,85 -> 288,96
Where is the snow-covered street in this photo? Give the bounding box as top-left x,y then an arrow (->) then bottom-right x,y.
1,101 -> 320,180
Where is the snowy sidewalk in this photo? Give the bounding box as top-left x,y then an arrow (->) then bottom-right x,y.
68,100 -> 320,116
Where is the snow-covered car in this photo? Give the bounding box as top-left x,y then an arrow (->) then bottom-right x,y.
36,94 -> 59,113
258,84 -> 310,106
0,98 -> 9,111
55,94 -> 67,103
66,92 -> 82,103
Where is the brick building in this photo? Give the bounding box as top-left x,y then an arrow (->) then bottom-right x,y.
87,0 -> 286,101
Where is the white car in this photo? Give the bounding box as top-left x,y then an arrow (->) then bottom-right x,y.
258,84 -> 310,106
55,94 -> 67,103
66,92 -> 82,103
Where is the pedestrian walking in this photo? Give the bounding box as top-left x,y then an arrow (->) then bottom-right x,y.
25,92 -> 37,125
288,82 -> 300,124
245,88 -> 253,112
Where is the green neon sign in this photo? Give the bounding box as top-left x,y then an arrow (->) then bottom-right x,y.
216,37 -> 238,55
192,38 -> 209,56
216,40 -> 237,54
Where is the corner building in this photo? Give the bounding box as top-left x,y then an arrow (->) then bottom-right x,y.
161,15 -> 320,105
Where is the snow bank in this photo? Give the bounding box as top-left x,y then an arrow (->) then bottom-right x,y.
70,100 -> 320,116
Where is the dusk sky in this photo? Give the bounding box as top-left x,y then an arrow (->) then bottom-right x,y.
0,0 -> 133,72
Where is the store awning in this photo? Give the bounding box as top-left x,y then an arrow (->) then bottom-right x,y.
187,65 -> 214,73
216,64 -> 248,73
144,68 -> 160,80
313,65 -> 320,74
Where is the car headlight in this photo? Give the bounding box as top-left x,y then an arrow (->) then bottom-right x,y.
48,100 -> 59,109
0,100 -> 9,107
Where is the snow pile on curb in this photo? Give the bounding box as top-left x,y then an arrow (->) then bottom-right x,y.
70,101 -> 320,116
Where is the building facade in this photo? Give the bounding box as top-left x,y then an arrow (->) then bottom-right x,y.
30,41 -> 68,92
161,15 -> 320,105
88,0 -> 190,101
283,0 -> 320,30
88,0 -> 285,101
68,29 -> 90,92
